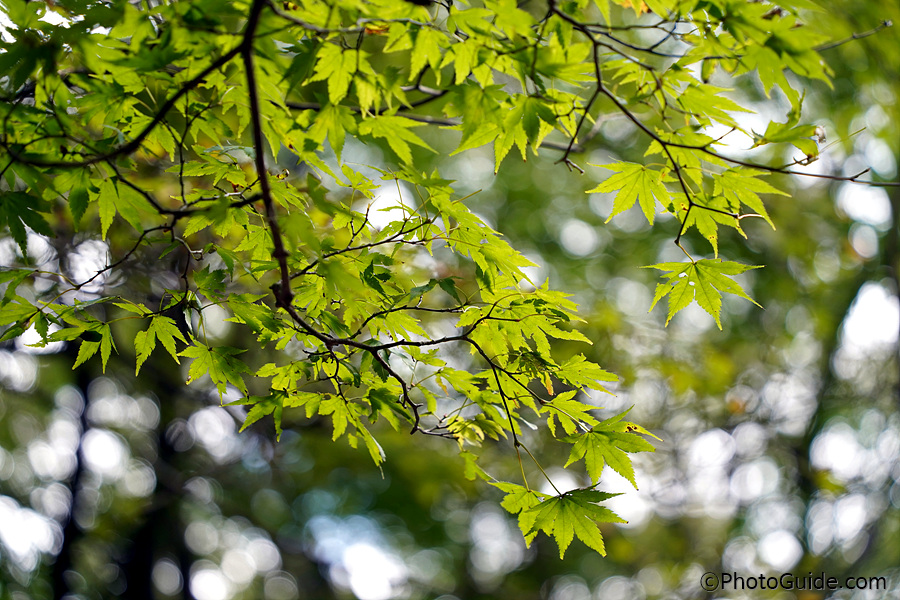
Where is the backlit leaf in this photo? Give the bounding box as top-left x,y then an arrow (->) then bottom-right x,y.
587,163 -> 670,225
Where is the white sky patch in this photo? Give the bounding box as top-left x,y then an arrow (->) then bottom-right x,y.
82,428 -> 128,479
27,434 -> 78,481
559,219 -> 599,257
730,458 -> 779,503
66,240 -> 111,296
836,183 -> 892,230
788,153 -> 840,189
221,548 -> 256,587
188,407 -> 243,463
689,429 -> 736,469
17,321 -> 66,354
153,559 -> 183,596
833,493 -> 868,542
702,122 -> 755,155
702,108 -> 787,157
757,530 -> 803,570
849,224 -> 878,259
811,423 -> 864,482
615,279 -> 652,317
538,468 -> 582,496
519,252 -> 546,289
0,495 -> 60,572
840,283 -> 899,354
601,468 -> 653,529
865,137 -> 898,178
306,514 -> 409,599
362,182 -> 417,230
445,150 -> 494,194
340,543 -> 408,600
198,302 -> 231,341
40,8 -> 70,27
0,350 -> 37,391
0,5 -> 72,42
246,536 -> 281,572
190,567 -> 231,600
0,10 -> 13,42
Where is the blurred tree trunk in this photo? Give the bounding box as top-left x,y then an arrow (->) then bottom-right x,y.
51,352 -> 92,600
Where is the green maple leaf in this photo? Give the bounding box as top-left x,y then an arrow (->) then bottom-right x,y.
134,316 -> 187,375
679,195 -> 744,257
71,323 -> 116,373
68,187 -> 89,229
73,339 -> 101,369
645,259 -> 762,328
491,481 -> 550,543
228,393 -> 285,441
461,450 -> 490,481
308,44 -> 357,104
180,340 -> 250,397
564,408 -> 658,487
352,425 -> 386,466
749,94 -> 820,156
587,162 -> 670,225
98,327 -> 116,368
366,385 -> 411,431
713,168 -> 787,229
555,353 -> 618,393
542,390 -> 599,437
409,26 -> 445,82
319,395 -> 356,441
675,83 -> 752,127
96,180 -> 145,239
520,96 -> 556,149
308,104 -> 357,158
227,295 -> 282,334
524,489 -> 626,558
114,182 -> 147,233
0,191 -> 53,254
97,181 -> 117,239
494,104 -> 529,171
447,6 -> 494,36
358,116 -> 435,165
194,265 -> 227,299
489,94 -> 556,170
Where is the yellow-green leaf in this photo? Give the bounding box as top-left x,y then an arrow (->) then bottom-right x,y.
588,162 -> 670,225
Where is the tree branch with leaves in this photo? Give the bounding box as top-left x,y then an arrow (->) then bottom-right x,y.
0,0 -> 894,559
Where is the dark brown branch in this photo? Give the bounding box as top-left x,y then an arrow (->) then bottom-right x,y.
370,349 -> 422,433
815,20 -> 893,52
71,225 -> 172,291
595,80 -> 900,188
595,29 -> 683,58
463,337 -> 523,447
348,305 -> 465,340
105,161 -> 189,217
290,220 -> 434,279
241,0 -> 294,308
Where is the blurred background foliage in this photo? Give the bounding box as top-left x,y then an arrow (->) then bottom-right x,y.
0,1 -> 898,599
